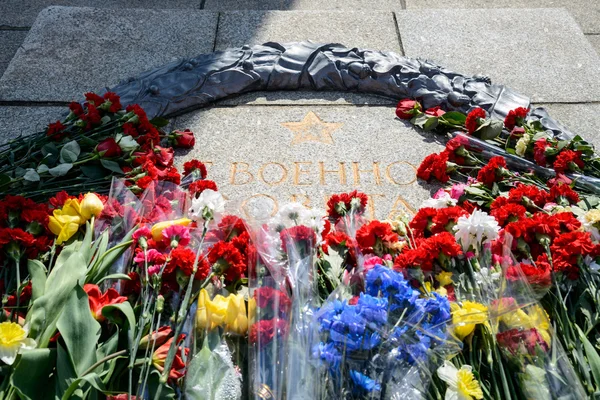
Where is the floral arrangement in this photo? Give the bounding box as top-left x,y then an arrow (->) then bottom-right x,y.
0,94 -> 599,400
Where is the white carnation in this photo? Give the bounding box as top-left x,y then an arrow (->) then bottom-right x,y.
189,189 -> 225,221
454,209 -> 500,252
421,192 -> 457,209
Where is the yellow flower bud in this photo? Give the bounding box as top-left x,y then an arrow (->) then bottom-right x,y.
80,193 -> 104,220
48,213 -> 81,244
151,218 -> 192,242
196,289 -> 248,335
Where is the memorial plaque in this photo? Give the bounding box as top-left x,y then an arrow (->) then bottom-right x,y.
174,104 -> 444,220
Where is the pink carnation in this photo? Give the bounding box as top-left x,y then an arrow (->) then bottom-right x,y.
134,249 -> 165,266
133,225 -> 152,244
163,224 -> 191,246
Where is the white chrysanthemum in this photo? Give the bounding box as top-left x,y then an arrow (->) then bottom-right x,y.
276,202 -> 309,227
454,209 -> 500,252
189,189 -> 225,221
515,133 -> 531,157
421,192 -> 457,209
579,209 -> 600,242
0,322 -> 36,365
302,208 -> 327,238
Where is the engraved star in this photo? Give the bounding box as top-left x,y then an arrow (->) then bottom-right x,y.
281,111 -> 343,145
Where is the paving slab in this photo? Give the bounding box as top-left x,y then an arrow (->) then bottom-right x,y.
172,106 -> 444,220
404,0 -> 600,34
588,35 -> 600,55
215,91 -> 397,106
0,0 -> 202,28
396,8 -> 600,103
536,103 -> 600,150
0,106 -> 65,145
215,11 -> 401,53
205,0 -> 402,10
0,6 -> 218,102
0,31 -> 27,78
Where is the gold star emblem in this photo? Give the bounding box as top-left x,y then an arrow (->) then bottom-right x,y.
281,111 -> 343,145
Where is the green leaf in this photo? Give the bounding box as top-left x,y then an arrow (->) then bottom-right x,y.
27,259 -> 47,301
0,173 -> 11,187
56,342 -> 78,396
102,302 -> 136,347
11,348 -> 56,400
61,373 -> 106,400
184,339 -> 242,400
96,273 -> 131,285
100,159 -> 123,174
95,331 -> 120,381
49,163 -> 73,177
150,117 -> 170,128
577,325 -> 600,390
81,164 -> 109,179
41,143 -> 59,166
57,285 -> 101,376
441,111 -> 467,126
78,136 -> 98,149
59,140 -> 81,164
37,164 -> 50,174
423,116 -> 439,131
476,119 -> 503,140
148,370 -> 176,399
23,168 -> 40,182
27,249 -> 87,347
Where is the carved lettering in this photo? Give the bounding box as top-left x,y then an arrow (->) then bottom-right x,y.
230,162 -> 254,185
293,162 -> 313,186
319,161 -> 346,185
259,162 -> 288,186
385,161 -> 417,185
352,162 -> 381,185
387,195 -> 417,219
290,194 -> 311,207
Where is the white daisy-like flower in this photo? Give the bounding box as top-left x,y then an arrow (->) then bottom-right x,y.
189,189 -> 225,222
421,192 -> 457,209
302,208 -> 327,240
276,202 -> 309,228
0,322 -> 36,365
454,209 -> 500,252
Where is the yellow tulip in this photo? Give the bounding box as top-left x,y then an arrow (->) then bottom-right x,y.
499,304 -> 551,346
196,289 -> 248,335
151,218 -> 192,242
452,301 -> 488,340
59,198 -> 85,224
80,193 -> 104,220
436,271 -> 454,287
48,213 -> 81,244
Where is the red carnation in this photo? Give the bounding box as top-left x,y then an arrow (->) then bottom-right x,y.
208,241 -> 246,283
168,245 -> 209,281
497,328 -> 549,356
393,247 -> 430,271
102,92 -> 122,113
189,180 -> 218,197
533,139 -> 552,167
465,108 -> 486,134
506,255 -> 551,290
183,160 -> 207,178
83,104 -> 102,130
356,220 -> 398,252
409,207 -> 438,238
69,102 -> 84,117
121,272 -> 142,296
553,150 -> 584,173
431,206 -> 468,233
504,107 -> 529,130
422,232 -> 462,261
97,137 -> 122,158
218,215 -> 247,240
550,183 -> 579,205
490,203 -> 526,227
46,121 -> 67,140
326,190 -> 368,220
395,99 -> 422,120
477,156 -> 507,186
85,92 -> 105,106
280,225 -> 317,252
254,287 -> 291,315
417,151 -> 451,183
249,318 -> 288,347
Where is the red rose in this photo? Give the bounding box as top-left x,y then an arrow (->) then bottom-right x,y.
425,106 -> 445,117
465,108 -> 486,134
395,99 -> 422,120
504,107 -> 529,130
97,137 -> 122,158
173,129 -> 195,148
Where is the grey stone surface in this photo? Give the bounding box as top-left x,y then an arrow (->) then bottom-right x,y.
215,91 -> 397,106
0,0 -> 202,28
173,106 -> 443,220
588,35 -> 600,55
0,106 -> 65,145
205,0 -> 401,10
396,8 -> 600,103
535,103 -> 600,150
0,31 -> 27,78
215,11 -> 401,52
0,6 -> 218,102
404,0 -> 600,34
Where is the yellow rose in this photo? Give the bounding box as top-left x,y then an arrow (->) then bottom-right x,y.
196,289 -> 248,335
151,218 -> 192,242
452,301 -> 488,340
48,213 -> 81,245
80,193 -> 104,220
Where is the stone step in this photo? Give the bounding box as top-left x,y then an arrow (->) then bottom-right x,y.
405,0 -> 600,35
204,0 -> 402,10
0,31 -> 27,78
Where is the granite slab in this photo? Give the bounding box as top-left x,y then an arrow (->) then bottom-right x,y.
0,31 -> 27,78
215,91 -> 397,107
205,0 -> 402,10
0,0 -> 202,29
404,0 -> 600,34
396,8 -> 600,103
0,6 -> 218,102
535,103 -> 600,150
172,106 -> 444,220
588,35 -> 600,55
215,11 -> 401,53
0,106 -> 65,145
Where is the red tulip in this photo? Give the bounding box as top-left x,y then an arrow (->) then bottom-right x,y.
83,284 -> 127,322
97,138 -> 123,158
152,334 -> 189,380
